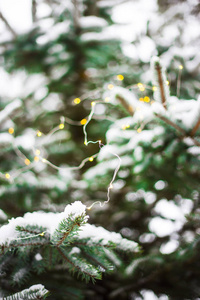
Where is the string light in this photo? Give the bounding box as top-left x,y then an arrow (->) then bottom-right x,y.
166,80 -> 169,86
108,84 -> 114,90
137,83 -> 145,92
89,156 -> 94,162
144,96 -> 150,102
37,130 -> 42,137
105,97 -> 110,102
59,123 -> 64,129
152,86 -> 157,91
74,98 -> 81,104
139,98 -> 144,102
35,149 -> 40,155
137,128 -> 142,133
42,158 -> 47,163
34,156 -> 40,162
5,173 -> 10,179
80,118 -> 87,125
117,74 -> 124,81
179,65 -> 183,70
8,127 -> 14,134
91,101 -> 96,107
24,159 -> 31,166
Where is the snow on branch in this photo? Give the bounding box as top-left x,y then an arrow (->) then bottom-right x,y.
0,284 -> 49,300
0,99 -> 22,125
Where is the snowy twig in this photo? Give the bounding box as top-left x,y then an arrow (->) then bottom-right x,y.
154,62 -> 167,110
32,0 -> 37,23
190,117 -> 200,136
116,95 -> 134,116
155,113 -> 185,135
155,113 -> 200,147
0,10 -> 17,38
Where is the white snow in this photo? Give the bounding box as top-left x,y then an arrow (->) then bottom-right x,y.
0,201 -> 87,245
79,16 -> 107,28
0,99 -> 22,124
0,209 -> 7,221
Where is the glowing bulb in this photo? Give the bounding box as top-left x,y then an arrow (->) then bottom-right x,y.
59,123 -> 64,129
5,173 -> 10,179
24,159 -> 30,166
89,156 -> 94,162
137,128 -> 142,133
117,74 -> 124,81
139,98 -> 144,102
91,101 -> 96,107
126,124 -> 130,128
84,141 -> 87,145
179,65 -> 183,70
108,84 -> 114,90
39,232 -> 45,237
37,130 -> 42,137
35,149 -> 40,155
144,96 -> 150,102
166,80 -> 169,85
137,83 -> 145,91
122,124 -> 127,130
42,158 -> 47,163
109,184 -> 113,189
34,156 -> 39,162
74,98 -> 81,104
152,86 -> 157,91
80,118 -> 87,125
8,127 -> 14,134
105,97 -> 110,102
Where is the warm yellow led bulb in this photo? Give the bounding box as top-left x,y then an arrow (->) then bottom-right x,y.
105,97 -> 110,102
91,101 -> 96,106
24,159 -> 31,166
8,127 -> 14,134
39,232 -> 45,237
152,86 -> 157,91
35,149 -> 40,155
166,80 -> 169,85
5,173 -> 10,179
139,97 -> 144,102
179,65 -> 183,70
34,156 -> 39,162
37,131 -> 42,137
59,123 -> 64,129
74,98 -> 81,104
117,74 -> 124,81
137,128 -> 142,133
144,96 -> 150,102
89,156 -> 94,162
108,84 -> 114,90
42,158 -> 47,163
80,118 -> 87,125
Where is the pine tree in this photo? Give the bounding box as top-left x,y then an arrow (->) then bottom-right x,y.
0,0 -> 200,299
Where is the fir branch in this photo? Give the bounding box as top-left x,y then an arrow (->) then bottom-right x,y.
57,247 -> 101,282
16,225 -> 45,236
0,284 -> 49,300
0,10 -> 17,38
